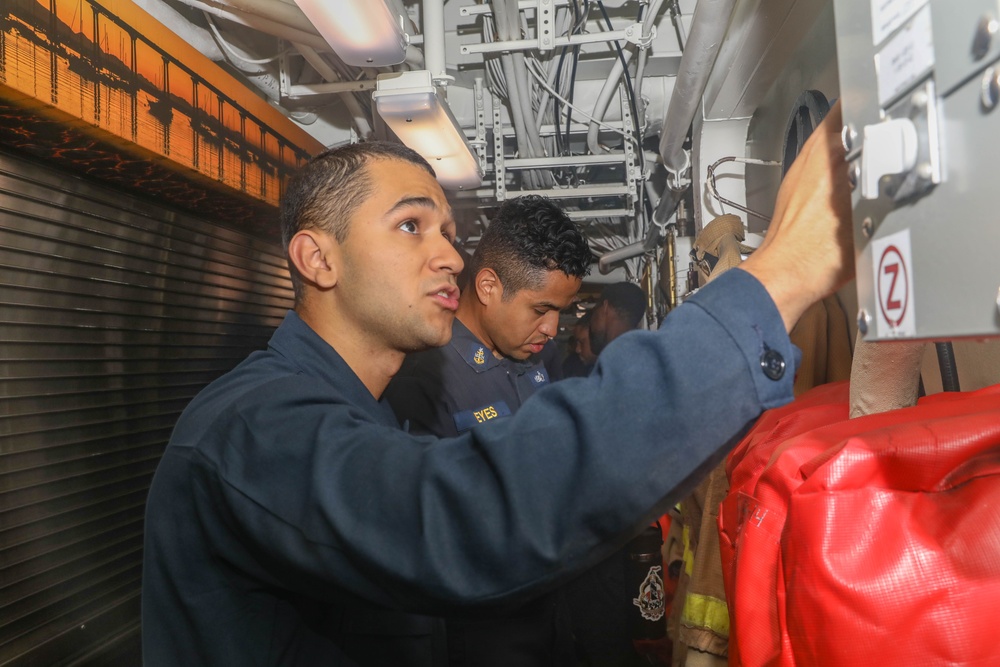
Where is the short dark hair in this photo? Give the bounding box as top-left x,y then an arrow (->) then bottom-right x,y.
279,141 -> 435,298
470,195 -> 593,300
280,141 -> 434,248
597,282 -> 646,329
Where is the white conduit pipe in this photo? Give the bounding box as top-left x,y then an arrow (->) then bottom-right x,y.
648,0 -> 736,228
179,0 -> 329,51
208,0 -> 315,33
597,240 -> 647,274
497,0 -> 543,159
513,52 -> 547,157
422,0 -> 447,83
534,10 -> 574,129
492,0 -> 545,187
632,0 -> 666,111
657,0 -> 738,179
586,0 -> 665,156
586,49 -> 634,155
500,57 -> 533,155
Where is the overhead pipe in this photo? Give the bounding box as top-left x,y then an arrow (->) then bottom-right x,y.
180,0 -> 318,34
657,0 -> 738,181
586,50 -> 635,156
646,0 -> 738,239
491,0 -> 550,188
596,0 -> 716,273
206,0 -> 316,33
597,241 -> 647,274
178,0 -> 330,51
586,0 -> 665,156
423,0 -> 448,84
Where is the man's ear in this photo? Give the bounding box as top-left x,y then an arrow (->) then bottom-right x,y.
288,229 -> 339,290
474,268 -> 502,306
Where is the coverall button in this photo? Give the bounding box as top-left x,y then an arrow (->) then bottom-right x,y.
760,349 -> 786,381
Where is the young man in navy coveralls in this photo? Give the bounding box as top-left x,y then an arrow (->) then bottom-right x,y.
385,195 -> 593,666
141,103 -> 854,667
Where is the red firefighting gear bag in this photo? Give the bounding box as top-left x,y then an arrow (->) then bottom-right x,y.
718,381 -> 1000,666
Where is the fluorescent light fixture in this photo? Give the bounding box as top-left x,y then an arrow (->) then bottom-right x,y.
373,71 -> 483,190
293,0 -> 407,67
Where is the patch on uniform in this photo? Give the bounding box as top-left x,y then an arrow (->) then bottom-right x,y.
462,341 -> 494,369
452,401 -> 512,433
531,367 -> 549,385
632,565 -> 665,622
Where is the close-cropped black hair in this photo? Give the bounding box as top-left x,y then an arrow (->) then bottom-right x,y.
278,141 -> 435,299
470,195 -> 593,300
597,281 -> 646,329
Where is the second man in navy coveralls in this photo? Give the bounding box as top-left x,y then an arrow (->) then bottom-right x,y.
385,195 -> 593,666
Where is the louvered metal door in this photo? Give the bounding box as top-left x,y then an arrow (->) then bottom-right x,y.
0,149 -> 293,665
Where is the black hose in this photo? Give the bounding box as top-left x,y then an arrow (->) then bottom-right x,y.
596,1 -> 642,142
935,342 -> 961,392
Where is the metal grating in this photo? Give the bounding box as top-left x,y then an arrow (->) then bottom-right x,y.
0,149 -> 293,665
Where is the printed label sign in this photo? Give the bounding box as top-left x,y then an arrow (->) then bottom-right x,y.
872,229 -> 916,338
871,0 -> 928,45
875,5 -> 935,105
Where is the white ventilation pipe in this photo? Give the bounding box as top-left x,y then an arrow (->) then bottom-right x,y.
648,0 -> 737,230
597,241 -> 647,274
423,0 -> 447,84
178,0 -> 329,51
657,0 -> 738,181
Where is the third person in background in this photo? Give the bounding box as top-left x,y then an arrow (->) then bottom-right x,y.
562,310 -> 597,378
588,282 -> 648,355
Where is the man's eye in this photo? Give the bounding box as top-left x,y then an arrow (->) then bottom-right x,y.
399,220 -> 419,234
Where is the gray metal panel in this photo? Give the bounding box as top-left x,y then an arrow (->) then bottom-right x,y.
0,150 -> 293,665
851,79 -> 1000,339
703,0 -> 832,120
834,0 -> 1000,340
931,0 -> 1000,96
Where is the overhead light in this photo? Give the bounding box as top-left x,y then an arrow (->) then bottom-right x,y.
373,71 -> 483,190
293,0 -> 407,67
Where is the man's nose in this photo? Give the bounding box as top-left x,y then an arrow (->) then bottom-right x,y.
431,236 -> 464,276
539,312 -> 559,338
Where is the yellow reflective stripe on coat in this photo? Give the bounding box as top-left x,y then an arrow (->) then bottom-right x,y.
682,524 -> 694,577
681,593 -> 730,636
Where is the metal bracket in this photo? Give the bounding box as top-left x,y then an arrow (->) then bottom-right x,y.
619,85 -> 640,210
278,51 -> 291,99
493,95 -> 507,201
473,77 -> 488,177
537,0 -> 554,52
623,23 -> 656,49
463,23 -> 649,55
461,0 -> 570,16
285,80 -> 378,99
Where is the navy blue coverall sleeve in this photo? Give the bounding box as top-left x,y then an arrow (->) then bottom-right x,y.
202,269 -> 790,608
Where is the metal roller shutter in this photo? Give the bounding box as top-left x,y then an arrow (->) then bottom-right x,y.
0,149 -> 293,665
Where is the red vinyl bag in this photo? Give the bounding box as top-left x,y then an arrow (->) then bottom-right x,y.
718,381 -> 1000,666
